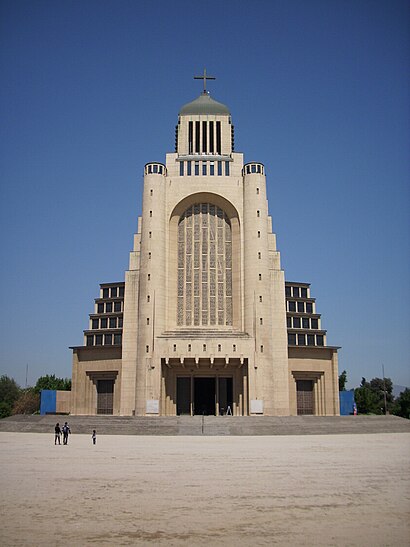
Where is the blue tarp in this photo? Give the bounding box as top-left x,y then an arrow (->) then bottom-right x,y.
40,390 -> 56,415
339,391 -> 356,415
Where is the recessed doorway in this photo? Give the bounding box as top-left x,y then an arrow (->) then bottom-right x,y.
194,377 -> 216,415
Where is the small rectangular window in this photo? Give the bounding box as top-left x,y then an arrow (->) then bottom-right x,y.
257,231 -> 261,238
257,210 -> 260,217
150,189 -> 153,196
100,318 -> 108,329
297,302 -> 304,313
288,333 -> 296,345
147,274 -> 150,281
289,301 -> 296,312
105,302 -> 112,313
210,162 -> 215,175
216,121 -> 221,154
148,252 -> 151,259
311,318 -> 318,329
225,161 -> 230,176
148,165 -> 152,174
202,162 -> 207,175
105,334 -> 112,345
209,121 -> 214,153
259,318 -> 263,325
97,303 -> 104,314
285,286 -> 291,297
194,162 -> 199,176
86,335 -> 93,346
146,318 -> 150,325
188,122 -> 193,154
95,334 -> 103,346
153,165 -> 158,174
258,252 -> 261,259
188,344 -> 191,352
146,345 -> 149,353
114,333 -> 122,345
258,274 -> 262,281
246,165 -> 251,174
173,344 -> 177,352
251,164 -> 256,173
257,165 -> 261,173
119,286 -> 124,297
118,317 -> 123,328
217,161 -> 222,176
287,316 -> 292,328
111,287 -> 117,298
102,288 -> 109,298
259,295 -> 263,302
195,121 -> 200,153
147,295 -> 150,302
293,287 -> 300,298
260,345 -> 264,352
109,317 -> 116,328
180,162 -> 184,176
297,334 -> 306,346
149,231 -> 152,238
316,335 -> 324,346
307,334 -> 315,346
306,302 -> 313,314
114,301 -> 121,312
218,344 -> 221,352
203,344 -> 206,351
256,187 -> 259,195
233,344 -> 236,352
293,317 -> 301,328
301,287 -> 308,298
92,319 -> 99,329
187,161 -> 192,176
202,121 -> 207,153
302,318 -> 309,329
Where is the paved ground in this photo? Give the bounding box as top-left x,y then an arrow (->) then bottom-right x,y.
0,432 -> 409,546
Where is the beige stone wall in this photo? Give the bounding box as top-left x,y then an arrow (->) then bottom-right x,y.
288,346 -> 340,416
71,347 -> 122,415
55,390 -> 71,414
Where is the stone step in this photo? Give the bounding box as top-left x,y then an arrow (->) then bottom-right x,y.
0,414 -> 409,436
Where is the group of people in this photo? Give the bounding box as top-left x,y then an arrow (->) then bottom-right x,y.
54,422 -> 97,445
54,422 -> 70,445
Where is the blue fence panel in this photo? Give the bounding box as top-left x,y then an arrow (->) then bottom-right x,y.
40,390 -> 56,415
339,391 -> 355,415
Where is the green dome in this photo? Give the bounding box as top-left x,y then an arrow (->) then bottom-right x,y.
179,93 -> 230,115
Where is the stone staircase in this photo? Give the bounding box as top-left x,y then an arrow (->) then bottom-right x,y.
0,414 -> 409,436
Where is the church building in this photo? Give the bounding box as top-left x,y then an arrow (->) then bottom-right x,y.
70,77 -> 340,417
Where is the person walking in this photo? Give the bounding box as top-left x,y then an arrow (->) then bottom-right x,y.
92,430 -> 97,445
62,422 -> 71,445
54,423 -> 61,445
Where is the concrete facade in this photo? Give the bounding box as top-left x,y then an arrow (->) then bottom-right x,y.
70,89 -> 340,417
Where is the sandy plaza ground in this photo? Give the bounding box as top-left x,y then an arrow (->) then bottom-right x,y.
0,432 -> 409,546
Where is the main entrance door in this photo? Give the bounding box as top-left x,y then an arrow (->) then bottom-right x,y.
194,377 -> 216,415
296,380 -> 314,415
97,379 -> 114,415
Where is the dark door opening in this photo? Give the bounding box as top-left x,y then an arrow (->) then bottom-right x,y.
177,377 -> 191,415
296,380 -> 314,415
97,379 -> 114,415
218,377 -> 233,415
194,377 -> 216,415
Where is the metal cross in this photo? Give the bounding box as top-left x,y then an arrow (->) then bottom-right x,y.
194,68 -> 216,93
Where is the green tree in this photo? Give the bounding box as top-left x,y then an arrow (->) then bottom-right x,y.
34,374 -> 71,393
339,370 -> 347,391
0,375 -> 21,418
392,388 -> 410,419
12,388 -> 40,415
354,376 -> 394,414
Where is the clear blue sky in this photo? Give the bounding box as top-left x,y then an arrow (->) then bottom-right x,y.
1,0 -> 409,390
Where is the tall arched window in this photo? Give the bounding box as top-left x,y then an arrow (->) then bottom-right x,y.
177,203 -> 232,326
